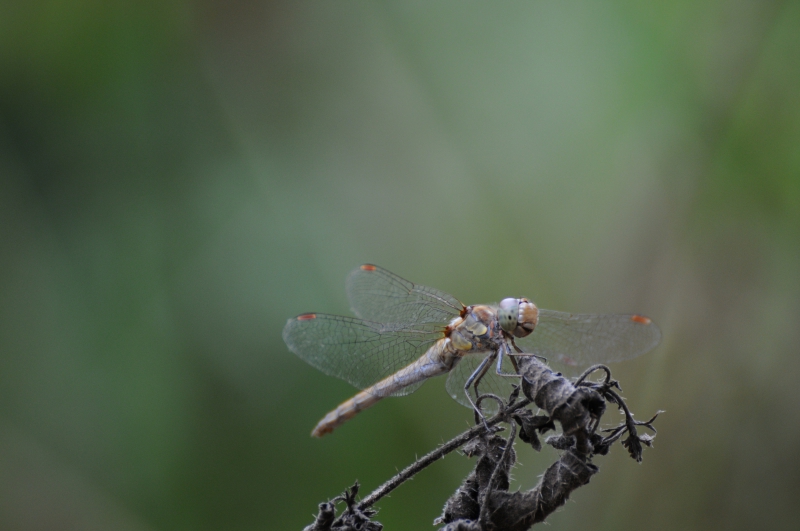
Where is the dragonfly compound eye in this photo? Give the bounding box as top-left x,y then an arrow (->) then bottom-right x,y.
513,298 -> 539,338
498,298 -> 519,334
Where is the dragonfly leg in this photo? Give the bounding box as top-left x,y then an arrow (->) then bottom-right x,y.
510,337 -> 525,353
463,353 -> 495,426
508,337 -> 547,364
495,342 -> 525,378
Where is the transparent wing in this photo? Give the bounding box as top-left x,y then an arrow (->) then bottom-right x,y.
282,313 -> 443,396
446,353 -> 521,415
514,310 -> 662,368
346,264 -> 463,325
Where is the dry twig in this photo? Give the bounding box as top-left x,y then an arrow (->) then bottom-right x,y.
303,356 -> 661,531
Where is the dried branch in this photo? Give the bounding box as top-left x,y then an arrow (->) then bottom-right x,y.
304,482 -> 381,531
303,356 -> 661,531
359,392 -> 532,511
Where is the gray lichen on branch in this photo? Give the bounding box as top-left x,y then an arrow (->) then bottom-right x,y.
303,356 -> 661,531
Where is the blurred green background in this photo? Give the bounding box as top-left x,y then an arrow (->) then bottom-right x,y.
1,1 -> 799,530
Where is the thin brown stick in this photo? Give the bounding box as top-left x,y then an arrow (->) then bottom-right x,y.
479,420 -> 518,528
357,397 -> 531,510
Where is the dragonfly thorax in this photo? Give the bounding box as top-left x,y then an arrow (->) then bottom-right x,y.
447,305 -> 503,352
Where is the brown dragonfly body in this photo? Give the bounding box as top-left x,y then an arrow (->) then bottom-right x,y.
308,304 -> 512,436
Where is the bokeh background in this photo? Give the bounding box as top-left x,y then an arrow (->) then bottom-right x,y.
2,1 -> 799,530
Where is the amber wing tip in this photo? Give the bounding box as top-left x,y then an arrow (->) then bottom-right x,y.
360,264 -> 378,271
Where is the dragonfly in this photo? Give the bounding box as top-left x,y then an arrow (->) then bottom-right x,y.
283,264 -> 661,437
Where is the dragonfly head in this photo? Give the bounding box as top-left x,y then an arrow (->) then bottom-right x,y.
498,298 -> 539,338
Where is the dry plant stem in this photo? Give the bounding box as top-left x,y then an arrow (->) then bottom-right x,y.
436,357 -> 608,530
308,356 -> 660,530
574,364 -> 612,386
478,421 -> 518,529
357,397 -> 531,511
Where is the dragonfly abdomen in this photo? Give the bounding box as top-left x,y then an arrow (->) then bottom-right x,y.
311,389 -> 383,437
311,338 -> 458,437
